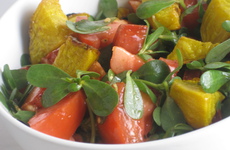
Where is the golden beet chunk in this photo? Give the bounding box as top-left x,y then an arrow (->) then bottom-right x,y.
142,1 -> 181,30
169,79 -> 225,129
167,36 -> 218,63
53,37 -> 100,77
29,0 -> 71,64
200,0 -> 230,43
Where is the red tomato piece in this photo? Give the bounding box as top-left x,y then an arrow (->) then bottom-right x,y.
41,49 -> 59,64
76,19 -> 128,49
113,24 -> 148,54
97,82 -> 155,144
21,87 -> 46,111
181,0 -> 208,34
110,46 -> 145,74
28,90 -> 87,140
159,57 -> 178,78
128,0 -> 142,12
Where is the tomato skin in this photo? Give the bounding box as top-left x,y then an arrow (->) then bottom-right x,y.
41,49 -> 59,64
110,46 -> 145,74
76,19 -> 128,49
181,0 -> 208,33
21,87 -> 46,111
97,82 -> 155,144
128,0 -> 142,12
113,24 -> 148,54
28,90 -> 87,140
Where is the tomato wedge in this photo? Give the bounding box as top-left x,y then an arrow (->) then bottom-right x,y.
97,82 -> 155,144
76,19 -> 128,49
113,24 -> 148,54
28,90 -> 87,140
110,46 -> 145,74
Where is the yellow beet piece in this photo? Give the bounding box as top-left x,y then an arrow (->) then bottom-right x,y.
29,0 -> 71,64
53,37 -> 100,77
142,1 -> 181,30
167,36 -> 218,63
169,79 -> 225,129
200,0 -> 230,43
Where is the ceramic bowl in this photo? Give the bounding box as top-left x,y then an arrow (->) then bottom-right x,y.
0,0 -> 230,150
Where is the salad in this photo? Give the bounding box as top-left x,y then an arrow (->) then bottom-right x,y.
1,0 -> 230,144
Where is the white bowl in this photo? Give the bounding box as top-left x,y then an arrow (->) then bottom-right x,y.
0,0 -> 230,150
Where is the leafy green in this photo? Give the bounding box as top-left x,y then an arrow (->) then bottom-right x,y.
160,96 -> 186,131
222,20 -> 230,32
136,0 -> 175,19
66,17 -> 116,34
205,38 -> 230,63
96,0 -> 118,19
124,71 -> 143,119
82,79 -> 118,116
200,70 -> 230,93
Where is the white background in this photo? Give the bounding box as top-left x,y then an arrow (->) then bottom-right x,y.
0,1 -> 24,149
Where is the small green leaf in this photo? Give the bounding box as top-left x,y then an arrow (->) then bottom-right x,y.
200,70 -> 230,93
136,0 -> 175,19
222,20 -> 230,32
133,60 -> 170,84
98,0 -> 118,18
205,38 -> 230,63
160,96 -> 186,131
204,62 -> 230,70
20,54 -> 31,67
11,69 -> 28,90
27,64 -> 70,88
2,64 -> 16,90
76,70 -> 100,79
124,71 -> 143,119
68,83 -> 82,92
186,60 -> 205,70
153,107 -> 161,126
42,82 -> 70,107
164,123 -> 193,138
82,79 -> 118,116
134,80 -> 157,103
0,92 -> 9,110
66,18 -> 115,34
12,110 -> 35,124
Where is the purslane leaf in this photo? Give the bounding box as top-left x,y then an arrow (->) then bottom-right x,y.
82,79 -> 118,116
124,71 -> 143,119
136,0 -> 175,19
27,64 -> 70,88
42,81 -> 70,107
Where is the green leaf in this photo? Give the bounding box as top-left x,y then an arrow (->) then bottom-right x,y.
200,70 -> 230,93
134,80 -> 157,103
153,107 -> 161,126
12,110 -> 35,124
76,70 -> 100,79
204,62 -> 230,70
82,79 -> 118,116
139,26 -> 165,54
20,54 -> 31,67
164,123 -> 193,138
0,92 -> 9,110
11,69 -> 28,90
186,60 -> 205,70
124,71 -> 143,119
205,38 -> 230,63
222,20 -> 230,32
160,96 -> 186,131
42,82 -> 70,107
66,18 -> 115,34
133,60 -> 170,84
98,0 -> 118,18
136,0 -> 175,19
2,64 -> 16,90
27,64 -> 70,88
221,97 -> 230,118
